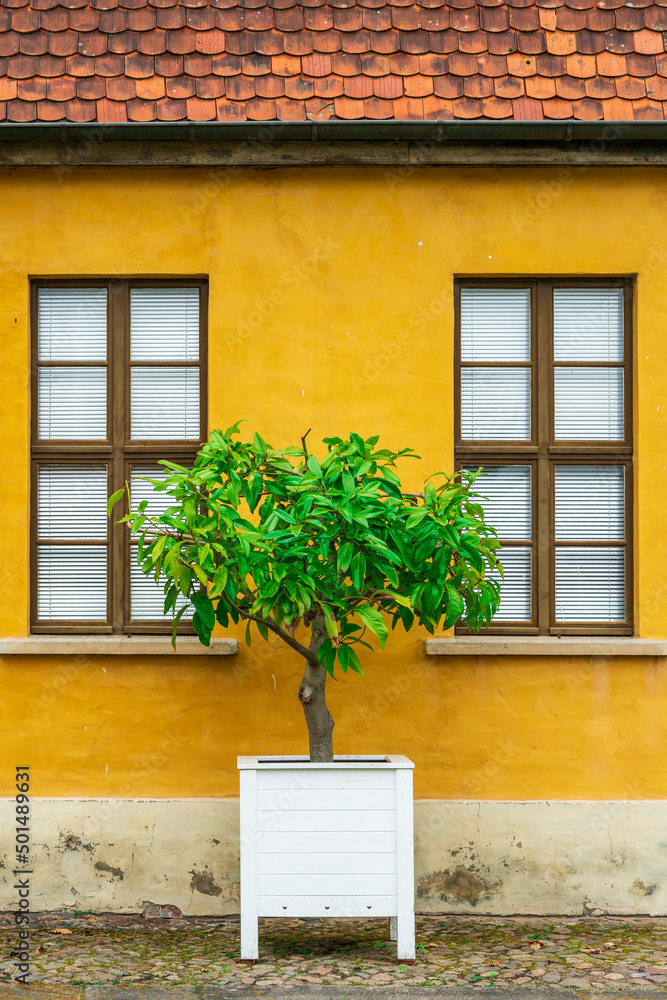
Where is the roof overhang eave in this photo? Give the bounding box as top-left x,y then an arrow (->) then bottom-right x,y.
1,119 -> 667,143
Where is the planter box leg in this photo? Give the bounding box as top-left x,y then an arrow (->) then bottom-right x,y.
396,911 -> 415,962
389,916 -> 397,941
240,767 -> 259,960
240,902 -> 258,960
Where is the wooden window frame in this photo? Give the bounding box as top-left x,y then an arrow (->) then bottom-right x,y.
455,276 -> 633,637
30,277 -> 208,635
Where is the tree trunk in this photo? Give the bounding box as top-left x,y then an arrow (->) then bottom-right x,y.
298,613 -> 334,763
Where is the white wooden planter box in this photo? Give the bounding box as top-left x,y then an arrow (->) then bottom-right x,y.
238,754 -> 415,961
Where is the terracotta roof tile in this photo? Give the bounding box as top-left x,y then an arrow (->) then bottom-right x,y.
284,30 -> 314,52
585,72 -> 615,96
76,71 -> 104,93
433,71 -> 461,95
572,94 -> 601,115
464,70 -> 492,94
19,32 -> 47,53
478,51 -> 507,75
495,72 -> 524,96
616,72 -> 645,97
633,94 -> 663,115
0,0 -> 665,121
403,69 -> 431,92
17,72 -> 42,93
482,92 -> 511,114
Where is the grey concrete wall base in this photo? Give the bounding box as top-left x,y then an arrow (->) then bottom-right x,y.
1,798 -> 666,917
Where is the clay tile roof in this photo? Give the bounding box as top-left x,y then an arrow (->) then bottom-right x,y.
0,0 -> 665,120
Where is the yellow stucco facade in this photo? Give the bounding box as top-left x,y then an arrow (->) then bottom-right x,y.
2,163 -> 666,802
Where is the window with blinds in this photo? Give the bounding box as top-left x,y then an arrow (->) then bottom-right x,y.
31,280 -> 207,634
456,279 -> 632,636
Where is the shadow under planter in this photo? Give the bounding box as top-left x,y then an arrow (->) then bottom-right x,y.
237,754 -> 415,962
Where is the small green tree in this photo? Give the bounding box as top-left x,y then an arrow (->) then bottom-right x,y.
109,424 -> 501,762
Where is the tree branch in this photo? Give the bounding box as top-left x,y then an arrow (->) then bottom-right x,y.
223,597 -> 317,665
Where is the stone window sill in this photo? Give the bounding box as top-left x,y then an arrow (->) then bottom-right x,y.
0,636 -> 238,656
425,636 -> 663,657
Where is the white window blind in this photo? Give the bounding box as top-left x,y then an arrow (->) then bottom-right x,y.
554,368 -> 623,440
461,288 -> 531,362
38,367 -> 107,441
129,466 -> 193,621
130,288 -> 200,440
37,288 -> 108,441
460,288 -> 531,440
131,288 -> 199,361
36,465 -> 108,622
554,288 -> 624,441
554,288 -> 623,361
466,464 -> 532,623
554,465 -> 625,623
37,547 -> 107,621
554,466 -> 624,541
555,548 -> 625,623
130,368 -> 200,440
38,287 -> 107,361
460,369 -> 531,440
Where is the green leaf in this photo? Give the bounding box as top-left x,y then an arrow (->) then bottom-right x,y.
171,604 -> 188,648
245,620 -> 252,647
256,619 -> 269,641
346,645 -> 363,675
356,605 -> 389,649
338,643 -> 350,673
307,454 -> 322,477
192,611 -> 211,647
107,488 -> 126,518
192,591 -> 215,630
350,551 -> 366,591
215,599 -> 229,628
337,542 -> 353,575
341,469 -> 355,494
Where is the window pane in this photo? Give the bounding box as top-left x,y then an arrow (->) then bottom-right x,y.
488,547 -> 532,622
130,465 -> 176,526
130,545 -> 193,620
460,368 -> 531,440
37,545 -> 107,620
555,547 -> 625,622
555,466 -> 624,541
129,466 -> 192,620
131,288 -> 199,362
38,367 -> 107,440
461,288 -> 531,362
554,367 -> 623,440
554,288 -> 623,362
38,288 -> 107,362
38,465 -> 108,540
130,367 -> 199,440
464,464 -> 531,540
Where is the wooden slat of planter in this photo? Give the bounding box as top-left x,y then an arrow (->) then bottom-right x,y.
256,808 -> 397,834
257,768 -> 397,790
256,788 -> 395,812
258,874 -> 398,896
258,831 -> 397,854
258,895 -> 397,918
257,852 -> 398,876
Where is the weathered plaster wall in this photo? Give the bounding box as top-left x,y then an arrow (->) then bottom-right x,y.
0,165 -> 666,801
0,799 -> 665,916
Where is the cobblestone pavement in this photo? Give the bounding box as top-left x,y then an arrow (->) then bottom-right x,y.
2,915 -> 667,990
